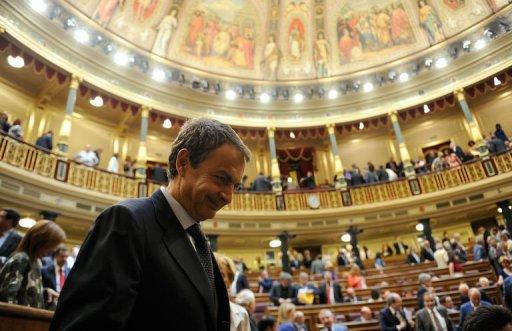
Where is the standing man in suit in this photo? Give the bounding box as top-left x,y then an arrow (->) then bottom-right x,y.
50,118 -> 251,331
459,288 -> 492,330
35,130 -> 53,152
417,273 -> 432,309
319,271 -> 343,304
415,292 -> 452,331
420,241 -> 435,262
379,292 -> 414,331
42,244 -> 70,293
0,208 -> 21,267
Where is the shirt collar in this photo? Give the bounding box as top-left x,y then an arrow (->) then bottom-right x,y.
0,228 -> 13,238
160,186 -> 196,231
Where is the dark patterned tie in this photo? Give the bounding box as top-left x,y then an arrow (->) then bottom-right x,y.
187,223 -> 216,297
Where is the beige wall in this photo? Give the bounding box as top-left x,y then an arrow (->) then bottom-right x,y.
336,127 -> 391,169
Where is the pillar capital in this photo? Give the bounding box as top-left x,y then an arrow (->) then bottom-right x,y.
140,105 -> 151,118
267,127 -> 276,139
326,123 -> 336,135
388,111 -> 398,123
69,74 -> 83,89
454,88 -> 465,101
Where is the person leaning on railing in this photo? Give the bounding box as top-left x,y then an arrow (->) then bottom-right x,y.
0,220 -> 66,309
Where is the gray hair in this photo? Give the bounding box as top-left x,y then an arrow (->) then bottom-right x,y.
235,289 -> 255,307
168,118 -> 251,178
386,292 -> 401,306
418,273 -> 431,285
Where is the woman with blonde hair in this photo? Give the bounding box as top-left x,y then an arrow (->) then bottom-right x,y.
346,264 -> 367,289
214,253 -> 251,331
276,302 -> 296,331
0,220 -> 66,308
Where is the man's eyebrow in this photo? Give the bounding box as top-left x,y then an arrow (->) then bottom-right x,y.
215,170 -> 235,184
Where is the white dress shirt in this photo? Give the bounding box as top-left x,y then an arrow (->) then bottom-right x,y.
427,308 -> 447,331
107,156 -> 119,173
160,186 -> 197,250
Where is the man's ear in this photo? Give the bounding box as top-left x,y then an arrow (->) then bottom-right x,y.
175,149 -> 190,176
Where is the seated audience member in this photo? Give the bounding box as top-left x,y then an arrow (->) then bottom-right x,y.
0,208 -> 22,266
489,135 -> 508,154
215,254 -> 251,331
405,247 -> 421,265
431,151 -> 448,172
440,295 -> 459,314
375,252 -> 386,270
477,277 -> 495,304
393,236 -> 408,255
75,144 -> 99,167
494,123 -> 509,144
501,233 -> 512,253
344,287 -> 361,303
293,311 -> 307,331
337,248 -> 350,267
123,156 -> 135,176
467,141 -> 479,157
368,287 -> 382,303
379,292 -> 414,331
415,292 -> 453,331
462,305 -> 512,331
310,255 -> 325,275
504,271 -> 512,311
0,220 -> 66,308
302,250 -> 313,269
236,289 -> 257,331
385,166 -> 398,181
434,243 -> 449,268
347,265 -> 366,289
7,119 -> 23,140
299,171 -> 316,189
41,244 -> 70,307
377,165 -> 389,181
270,272 -> 298,306
420,240 -> 435,262
417,273 -> 433,309
459,288 -> 492,329
459,283 -> 470,305
355,306 -> 374,322
318,309 -> 348,331
444,148 -> 462,168
107,153 -> 119,173
472,235 -> 486,261
294,271 -> 317,305
277,302 -> 296,331
0,112 -> 10,132
319,271 -> 343,304
259,270 -> 273,293
258,317 -> 277,331
35,131 -> 53,152
151,163 -> 168,183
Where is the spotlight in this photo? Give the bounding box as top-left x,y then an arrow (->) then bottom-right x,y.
358,122 -> 365,130
498,207 -> 503,213
73,29 -> 90,44
269,239 -> 282,248
151,69 -> 166,82
89,96 -> 104,107
30,0 -> 47,13
289,131 -> 296,139
260,92 -> 270,103
7,55 -> 25,68
162,118 -> 172,129
287,177 -> 292,183
114,52 -> 129,66
328,89 -> 338,99
424,58 -> 433,68
474,39 -> 486,50
415,223 -> 424,232
225,89 -> 237,100
493,77 -> 502,86
341,233 -> 351,242
435,57 -> 447,69
462,40 -> 471,51
399,72 -> 409,83
363,82 -> 374,92
19,217 -> 36,228
423,104 -> 430,113
293,92 -> 304,103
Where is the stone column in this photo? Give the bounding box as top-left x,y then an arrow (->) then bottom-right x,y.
419,218 -> 435,250
498,200 -> 512,236
455,88 -> 489,157
134,106 -> 150,178
326,123 -> 347,189
267,127 -> 282,192
389,111 -> 415,178
57,75 -> 82,156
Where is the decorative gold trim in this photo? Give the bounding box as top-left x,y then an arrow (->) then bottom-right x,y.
69,74 -> 83,90
140,106 -> 151,118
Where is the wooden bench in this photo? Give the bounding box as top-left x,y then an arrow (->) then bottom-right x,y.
0,302 -> 52,331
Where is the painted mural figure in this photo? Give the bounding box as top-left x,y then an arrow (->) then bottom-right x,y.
152,8 -> 178,57
288,19 -> 305,61
375,7 -> 392,47
314,32 -> 329,77
133,0 -> 159,21
391,3 -> 412,44
262,34 -> 280,80
443,0 -> 466,10
187,10 -> 205,50
418,0 -> 444,44
92,0 -> 125,26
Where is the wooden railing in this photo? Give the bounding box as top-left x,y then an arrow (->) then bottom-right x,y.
1,132 -> 511,211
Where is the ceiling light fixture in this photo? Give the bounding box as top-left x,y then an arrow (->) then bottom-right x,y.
19,217 -> 36,229
494,77 -> 502,86
7,55 -> 25,68
30,0 -> 47,13
399,72 -> 409,83
415,223 -> 424,232
358,122 -> 365,130
423,104 -> 430,113
293,92 -> 304,103
363,82 -> 374,92
113,52 -> 129,66
151,69 -> 166,82
474,39 -> 486,50
162,118 -> 172,129
328,89 -> 338,99
435,57 -> 447,69
73,29 -> 89,44
341,233 -> 351,243
498,207 -> 503,213
269,239 -> 282,248
225,89 -> 237,100
289,131 -> 296,139
259,92 -> 270,103
89,96 -> 104,107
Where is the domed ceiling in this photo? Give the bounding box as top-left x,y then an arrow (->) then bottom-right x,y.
67,0 -> 507,82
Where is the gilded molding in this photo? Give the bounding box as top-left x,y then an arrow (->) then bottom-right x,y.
140,105 -> 151,118
69,74 -> 83,90
389,111 -> 398,123
267,127 -> 275,139
326,123 -> 335,135
454,88 -> 466,102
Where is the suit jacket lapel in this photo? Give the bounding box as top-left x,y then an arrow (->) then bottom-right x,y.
151,190 -> 216,323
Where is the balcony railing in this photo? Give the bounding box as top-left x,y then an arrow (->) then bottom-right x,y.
1,133 -> 510,212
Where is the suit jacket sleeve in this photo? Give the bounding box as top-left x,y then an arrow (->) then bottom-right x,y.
269,285 -> 280,306
50,204 -> 145,330
415,312 -> 425,331
379,310 -> 398,331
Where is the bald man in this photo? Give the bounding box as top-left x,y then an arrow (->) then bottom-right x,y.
459,288 -> 492,330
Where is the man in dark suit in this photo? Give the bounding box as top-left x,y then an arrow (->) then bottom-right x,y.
35,130 -> 53,152
319,271 -> 343,304
393,236 -> 408,255
416,292 -> 453,331
269,272 -> 298,306
50,118 -> 251,331
251,173 -> 271,192
417,273 -> 432,309
420,241 -> 435,262
294,271 -> 318,305
405,248 -> 421,265
459,288 -> 492,331
41,244 -> 70,293
0,208 -> 21,266
379,292 -> 414,331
